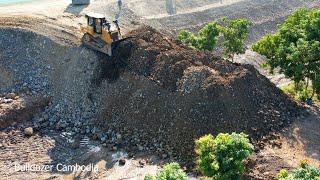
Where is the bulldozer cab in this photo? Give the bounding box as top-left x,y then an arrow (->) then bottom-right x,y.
81,12 -> 123,56
85,12 -> 106,34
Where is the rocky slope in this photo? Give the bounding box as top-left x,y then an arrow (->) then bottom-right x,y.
1,1 -> 319,178
0,20 -> 300,164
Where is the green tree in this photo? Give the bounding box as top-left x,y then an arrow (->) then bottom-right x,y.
220,18 -> 251,61
178,30 -> 196,49
178,18 -> 251,61
196,22 -> 221,51
252,8 -> 320,99
178,22 -> 220,51
195,133 -> 254,180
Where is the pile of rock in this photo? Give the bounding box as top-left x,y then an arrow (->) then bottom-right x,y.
0,26 -> 301,163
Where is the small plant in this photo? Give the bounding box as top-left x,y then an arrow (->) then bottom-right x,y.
277,160 -> 320,180
144,174 -> 155,180
297,89 -> 309,101
220,18 -> 251,61
195,133 -> 254,180
277,169 -> 289,179
144,162 -> 187,180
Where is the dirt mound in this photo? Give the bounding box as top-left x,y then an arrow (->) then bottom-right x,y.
0,22 -> 300,163
87,26 -> 300,162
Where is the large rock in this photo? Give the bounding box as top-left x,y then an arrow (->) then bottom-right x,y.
24,127 -> 33,136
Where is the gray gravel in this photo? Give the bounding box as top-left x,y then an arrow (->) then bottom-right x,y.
0,28 -> 102,136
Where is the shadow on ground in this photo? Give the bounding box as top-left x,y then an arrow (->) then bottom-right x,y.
284,107 -> 320,161
246,107 -> 320,179
64,4 -> 88,16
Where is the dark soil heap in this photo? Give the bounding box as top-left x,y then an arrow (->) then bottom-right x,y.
91,26 -> 299,162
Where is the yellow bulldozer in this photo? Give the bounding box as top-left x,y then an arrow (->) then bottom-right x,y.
81,12 -> 123,56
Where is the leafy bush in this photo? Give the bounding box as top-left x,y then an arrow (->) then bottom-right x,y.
144,175 -> 156,180
297,89 -> 310,101
144,162 -> 187,180
252,8 -> 320,99
178,22 -> 220,51
178,30 -> 197,49
277,169 -> 289,179
178,18 -> 251,60
220,18 -> 251,61
277,162 -> 320,180
195,133 -> 254,180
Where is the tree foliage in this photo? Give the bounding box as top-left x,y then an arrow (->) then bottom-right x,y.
252,8 -> 320,99
178,18 -> 251,60
277,161 -> 320,180
178,22 -> 220,51
144,162 -> 187,180
220,18 -> 251,61
195,133 -> 254,180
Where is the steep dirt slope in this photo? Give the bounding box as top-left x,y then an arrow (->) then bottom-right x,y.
0,18 -> 300,164
86,26 -> 301,162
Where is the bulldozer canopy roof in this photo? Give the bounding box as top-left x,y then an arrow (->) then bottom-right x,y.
85,12 -> 105,19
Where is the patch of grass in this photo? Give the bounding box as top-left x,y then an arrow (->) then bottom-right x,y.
281,82 -> 320,107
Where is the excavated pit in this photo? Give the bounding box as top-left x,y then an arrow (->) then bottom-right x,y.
0,26 -> 300,163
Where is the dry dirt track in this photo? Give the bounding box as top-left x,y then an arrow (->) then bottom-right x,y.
247,106 -> 320,179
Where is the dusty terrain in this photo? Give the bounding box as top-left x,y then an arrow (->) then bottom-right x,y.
1,0 -> 319,40
1,0 -> 320,179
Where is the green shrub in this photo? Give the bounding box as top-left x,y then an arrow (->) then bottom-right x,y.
277,169 -> 289,179
178,30 -> 197,49
195,133 -> 254,180
314,75 -> 320,99
144,174 -> 156,180
297,89 -> 309,101
178,22 -> 220,51
220,18 -> 251,61
178,18 -> 251,60
144,162 -> 187,180
277,162 -> 320,180
252,8 -> 320,99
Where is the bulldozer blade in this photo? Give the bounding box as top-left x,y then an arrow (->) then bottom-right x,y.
82,33 -> 112,56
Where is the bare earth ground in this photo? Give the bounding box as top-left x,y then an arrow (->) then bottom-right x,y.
0,0 -> 320,179
0,95 -> 319,179
0,121 -> 160,180
247,106 -> 320,179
